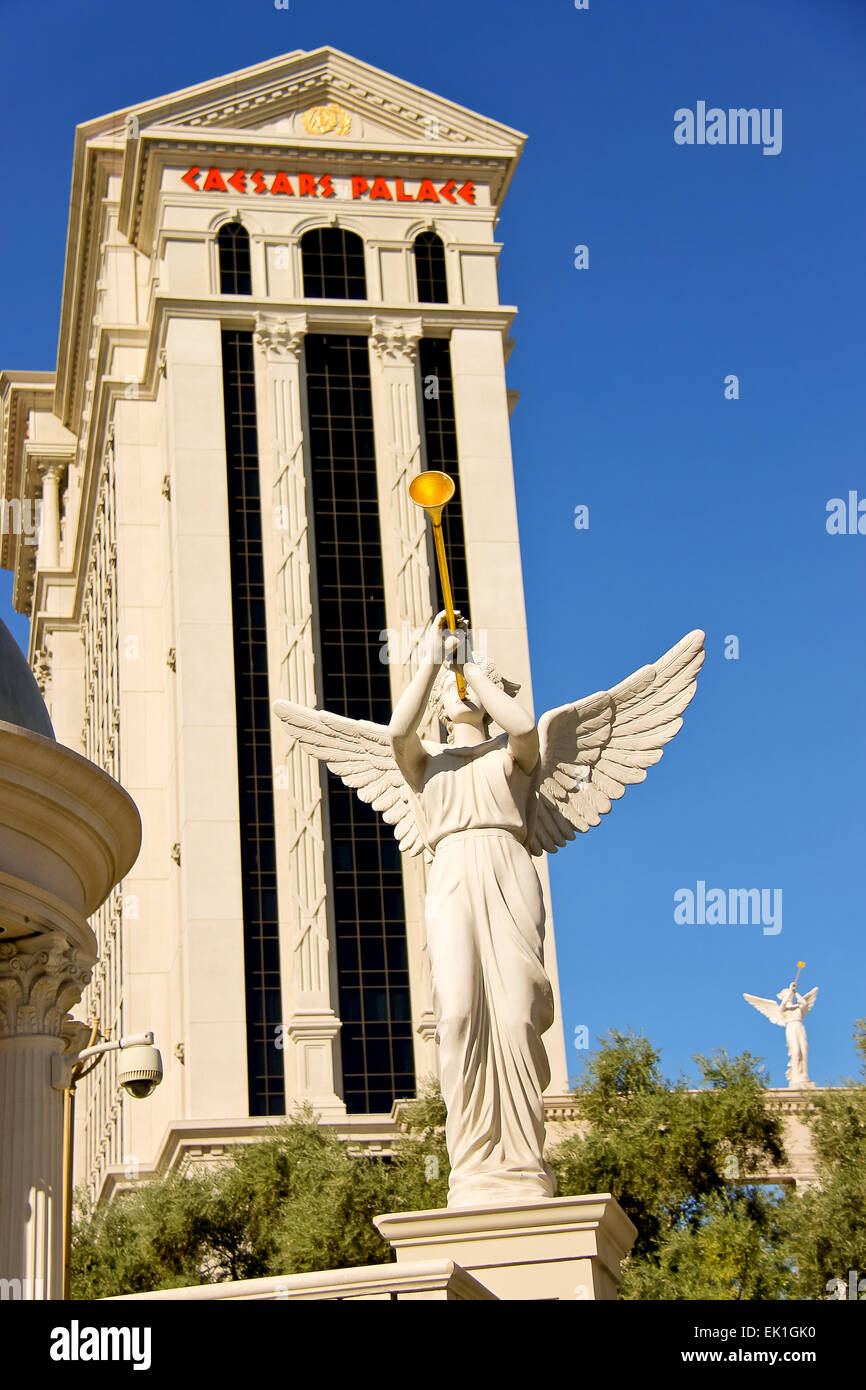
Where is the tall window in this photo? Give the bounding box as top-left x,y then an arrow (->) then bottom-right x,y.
418,337 -> 470,621
221,329 -> 285,1116
301,228 -> 366,300
305,333 -> 414,1113
217,222 -> 252,295
413,231 -> 448,304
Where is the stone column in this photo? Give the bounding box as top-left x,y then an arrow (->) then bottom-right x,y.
0,936 -> 92,1300
0,713 -> 140,1300
253,312 -> 345,1117
37,462 -> 62,570
367,316 -> 438,1079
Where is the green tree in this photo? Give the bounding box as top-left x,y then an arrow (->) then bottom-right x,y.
547,1029 -> 790,1298
72,1169 -> 232,1299
71,1086 -> 449,1299
621,1188 -> 793,1300
73,1031 -> 866,1301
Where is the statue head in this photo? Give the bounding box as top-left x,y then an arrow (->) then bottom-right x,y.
428,658 -> 520,744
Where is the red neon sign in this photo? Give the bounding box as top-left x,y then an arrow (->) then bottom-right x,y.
181,168 -> 475,204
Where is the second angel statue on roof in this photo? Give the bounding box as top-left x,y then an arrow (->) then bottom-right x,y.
276,612 -> 705,1209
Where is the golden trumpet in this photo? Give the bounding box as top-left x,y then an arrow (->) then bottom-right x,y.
408,470 -> 467,699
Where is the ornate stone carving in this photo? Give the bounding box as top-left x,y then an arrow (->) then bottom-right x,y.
302,102 -> 351,136
254,313 -> 306,362
0,937 -> 92,1040
32,647 -> 52,693
369,317 -> 422,363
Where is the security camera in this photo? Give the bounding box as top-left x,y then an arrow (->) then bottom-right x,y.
118,1043 -> 164,1099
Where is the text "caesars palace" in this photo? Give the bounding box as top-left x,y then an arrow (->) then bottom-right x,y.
181,168 -> 477,203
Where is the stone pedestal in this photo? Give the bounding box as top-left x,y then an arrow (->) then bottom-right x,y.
374,1193 -> 637,1301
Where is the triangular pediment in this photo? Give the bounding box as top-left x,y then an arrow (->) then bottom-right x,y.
85,47 -> 525,153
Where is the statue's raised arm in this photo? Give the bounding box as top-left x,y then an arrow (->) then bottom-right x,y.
743,978 -> 819,1088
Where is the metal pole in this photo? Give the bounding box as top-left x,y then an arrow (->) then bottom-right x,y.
61,1082 -> 75,1301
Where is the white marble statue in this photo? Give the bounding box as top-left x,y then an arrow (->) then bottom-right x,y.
744,982 -> 819,1089
275,616 -> 705,1207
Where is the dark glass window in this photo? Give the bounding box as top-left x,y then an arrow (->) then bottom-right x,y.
217,222 -> 252,295
413,231 -> 448,304
418,337 -> 470,622
301,228 -> 367,300
221,329 -> 285,1116
305,333 -> 414,1114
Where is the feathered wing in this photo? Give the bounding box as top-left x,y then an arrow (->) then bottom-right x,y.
799,987 -> 819,1016
273,700 -> 426,857
526,630 -> 706,856
744,994 -> 786,1027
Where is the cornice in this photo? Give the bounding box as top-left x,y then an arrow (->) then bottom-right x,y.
0,722 -> 140,920
170,49 -> 524,148
143,292 -> 516,359
124,130 -> 518,257
55,145 -> 123,433
83,46 -> 525,150
0,375 -> 56,576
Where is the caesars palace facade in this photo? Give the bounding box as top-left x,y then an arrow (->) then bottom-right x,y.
0,47 -> 570,1204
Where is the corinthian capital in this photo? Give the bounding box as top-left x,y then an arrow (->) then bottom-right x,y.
254,313 -> 307,361
0,936 -> 92,1040
369,317 -> 423,363
37,461 -> 64,487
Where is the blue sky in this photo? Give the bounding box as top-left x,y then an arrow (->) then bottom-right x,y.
1,0 -> 863,1090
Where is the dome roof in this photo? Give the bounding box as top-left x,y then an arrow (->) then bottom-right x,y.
0,619 -> 55,739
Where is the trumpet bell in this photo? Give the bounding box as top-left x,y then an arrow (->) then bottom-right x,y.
408,470 -> 455,522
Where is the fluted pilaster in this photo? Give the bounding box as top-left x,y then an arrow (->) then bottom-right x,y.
367,316 -> 438,1079
0,936 -> 92,1299
254,312 -> 345,1116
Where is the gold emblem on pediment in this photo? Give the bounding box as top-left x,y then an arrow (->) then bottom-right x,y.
302,103 -> 352,136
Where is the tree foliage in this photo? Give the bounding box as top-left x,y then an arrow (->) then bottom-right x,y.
547,1029 -> 790,1298
72,1083 -> 449,1300
72,1030 -> 866,1301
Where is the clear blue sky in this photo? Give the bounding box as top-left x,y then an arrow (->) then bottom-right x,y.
1,0 -> 863,1090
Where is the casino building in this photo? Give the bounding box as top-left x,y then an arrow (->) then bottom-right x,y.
0,47 -> 569,1202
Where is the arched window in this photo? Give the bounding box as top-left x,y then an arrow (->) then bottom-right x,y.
413,231 -> 448,304
217,222 -> 252,295
301,228 -> 366,300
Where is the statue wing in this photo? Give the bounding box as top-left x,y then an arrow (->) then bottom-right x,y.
800,987 -> 819,1015
273,700 -> 426,857
526,630 -> 705,856
743,993 -> 786,1027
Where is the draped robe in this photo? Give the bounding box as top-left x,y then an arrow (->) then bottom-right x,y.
419,733 -> 556,1207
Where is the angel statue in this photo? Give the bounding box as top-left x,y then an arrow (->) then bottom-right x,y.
744,978 -> 819,1088
275,615 -> 705,1208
